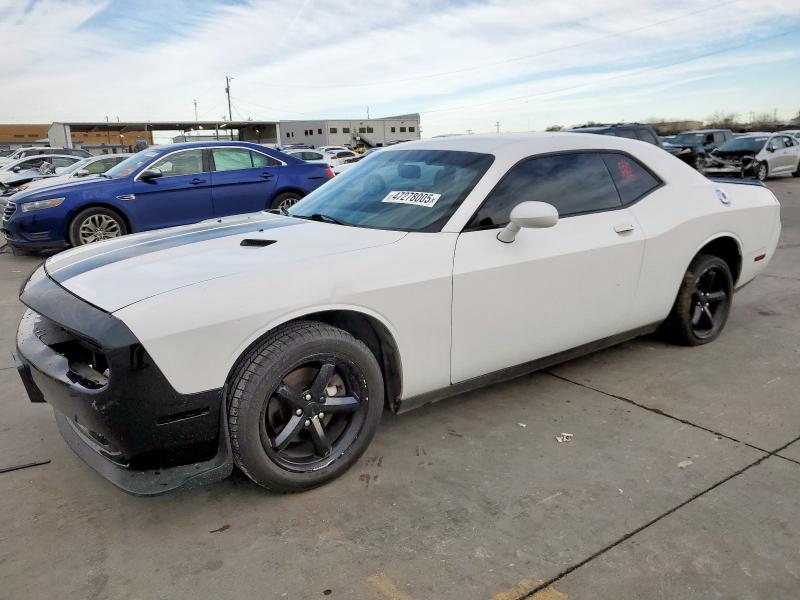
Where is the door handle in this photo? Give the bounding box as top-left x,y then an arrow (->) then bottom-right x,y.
260,172 -> 273,179
614,223 -> 635,234
190,178 -> 206,185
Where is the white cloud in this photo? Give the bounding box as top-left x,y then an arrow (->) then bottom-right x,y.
0,0 -> 798,135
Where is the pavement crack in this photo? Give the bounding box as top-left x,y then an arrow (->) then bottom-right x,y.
760,273 -> 800,282
520,430 -> 800,599
546,371 -> 757,448
546,371 -> 800,466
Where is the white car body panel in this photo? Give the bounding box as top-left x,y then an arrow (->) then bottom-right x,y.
451,207 -> 645,382
42,133 -> 780,406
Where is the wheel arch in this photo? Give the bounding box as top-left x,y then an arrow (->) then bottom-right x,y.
226,307 -> 404,412
690,233 -> 743,285
272,187 -> 306,200
66,202 -> 132,240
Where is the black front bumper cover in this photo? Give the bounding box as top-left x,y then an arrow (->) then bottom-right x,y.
15,270 -> 232,496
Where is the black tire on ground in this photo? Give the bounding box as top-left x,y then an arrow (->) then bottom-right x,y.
68,206 -> 128,246
756,161 -> 768,181
793,161 -> 799,177
227,320 -> 384,492
270,192 -> 302,211
663,254 -> 733,346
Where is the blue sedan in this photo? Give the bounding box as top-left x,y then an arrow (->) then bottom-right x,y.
2,141 -> 333,249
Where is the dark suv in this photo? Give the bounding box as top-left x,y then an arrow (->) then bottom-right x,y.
661,129 -> 733,169
569,123 -> 662,147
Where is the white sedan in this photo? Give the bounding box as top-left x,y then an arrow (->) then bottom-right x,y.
281,148 -> 330,165
704,132 -> 800,180
16,133 -> 780,495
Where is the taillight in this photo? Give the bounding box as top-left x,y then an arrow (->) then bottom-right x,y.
325,167 -> 335,178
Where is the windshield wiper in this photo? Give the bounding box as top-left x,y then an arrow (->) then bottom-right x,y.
295,213 -> 352,226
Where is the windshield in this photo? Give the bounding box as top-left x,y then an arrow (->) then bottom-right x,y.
288,149 -> 494,232
104,150 -> 159,178
59,157 -> 91,175
670,133 -> 706,145
717,137 -> 768,153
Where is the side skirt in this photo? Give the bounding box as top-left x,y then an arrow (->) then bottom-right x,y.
396,323 -> 660,414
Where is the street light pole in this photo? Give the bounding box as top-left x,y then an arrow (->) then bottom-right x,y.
225,76 -> 234,140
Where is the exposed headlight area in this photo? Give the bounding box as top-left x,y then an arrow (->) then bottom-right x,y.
21,197 -> 64,213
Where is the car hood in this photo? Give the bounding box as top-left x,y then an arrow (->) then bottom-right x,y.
12,175 -> 115,202
0,169 -> 41,185
44,212 -> 407,312
711,149 -> 757,159
14,173 -> 90,193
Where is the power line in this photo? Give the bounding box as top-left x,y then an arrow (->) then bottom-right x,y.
255,0 -> 741,90
416,28 -> 798,116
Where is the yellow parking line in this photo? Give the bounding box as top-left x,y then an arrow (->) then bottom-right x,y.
367,573 -> 416,600
491,579 -> 567,600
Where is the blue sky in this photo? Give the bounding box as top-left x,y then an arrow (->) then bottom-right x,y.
1,0 -> 799,136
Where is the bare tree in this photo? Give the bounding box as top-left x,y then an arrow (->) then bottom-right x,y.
706,111 -> 739,128
792,109 -> 800,125
545,125 -> 563,131
749,112 -> 776,131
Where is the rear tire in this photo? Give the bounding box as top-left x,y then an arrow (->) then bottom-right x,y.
663,254 -> 733,346
68,207 -> 127,246
793,161 -> 799,178
270,192 -> 302,211
227,321 -> 383,492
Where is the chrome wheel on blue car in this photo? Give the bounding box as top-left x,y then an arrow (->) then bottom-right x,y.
69,207 -> 127,246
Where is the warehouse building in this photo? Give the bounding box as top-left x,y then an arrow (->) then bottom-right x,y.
279,114 -> 420,148
0,115 -> 420,153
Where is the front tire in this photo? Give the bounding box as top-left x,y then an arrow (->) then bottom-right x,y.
68,207 -> 127,246
227,321 -> 384,492
664,254 -> 733,346
756,161 -> 768,181
270,192 -> 302,211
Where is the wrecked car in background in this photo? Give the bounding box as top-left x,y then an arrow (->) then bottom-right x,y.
663,129 -> 732,170
704,133 -> 800,181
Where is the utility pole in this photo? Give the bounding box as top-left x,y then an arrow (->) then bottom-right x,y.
194,99 -> 198,124
466,129 -> 473,135
105,115 -> 111,145
225,76 -> 234,140
495,121 -> 500,133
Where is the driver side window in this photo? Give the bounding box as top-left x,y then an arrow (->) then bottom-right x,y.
769,137 -> 785,151
150,149 -> 204,177
468,152 -> 621,229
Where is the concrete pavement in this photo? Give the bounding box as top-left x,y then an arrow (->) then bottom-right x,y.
1,177 -> 798,600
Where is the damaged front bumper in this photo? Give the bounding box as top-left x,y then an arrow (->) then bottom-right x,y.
703,154 -> 758,177
15,267 -> 232,496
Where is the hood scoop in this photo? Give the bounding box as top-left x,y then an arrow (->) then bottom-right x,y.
240,239 -> 276,248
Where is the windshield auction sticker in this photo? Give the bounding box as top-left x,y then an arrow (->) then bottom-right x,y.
381,190 -> 442,208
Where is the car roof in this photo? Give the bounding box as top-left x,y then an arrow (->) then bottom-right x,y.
682,129 -> 729,134
153,141 -> 277,152
7,153 -> 80,165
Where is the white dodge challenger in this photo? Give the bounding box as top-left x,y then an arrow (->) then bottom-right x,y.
16,133 -> 781,495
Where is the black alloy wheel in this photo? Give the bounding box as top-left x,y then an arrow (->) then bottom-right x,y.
261,357 -> 368,471
688,265 -> 730,340
228,321 -> 383,492
664,254 -> 733,346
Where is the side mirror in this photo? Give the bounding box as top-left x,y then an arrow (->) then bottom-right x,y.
139,169 -> 162,181
12,166 -> 21,173
73,169 -> 90,177
766,146 -> 775,153
497,201 -> 559,243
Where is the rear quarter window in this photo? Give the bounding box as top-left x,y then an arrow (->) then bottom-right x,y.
602,153 -> 661,204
